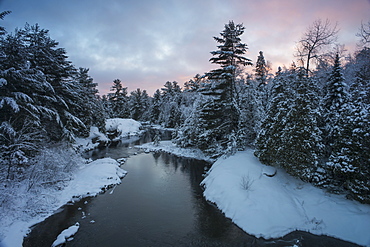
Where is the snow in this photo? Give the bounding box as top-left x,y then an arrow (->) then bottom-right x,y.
74,118 -> 143,152
74,126 -> 109,152
65,158 -> 127,200
0,158 -> 127,247
137,140 -> 212,162
106,118 -> 143,140
51,223 -> 80,247
201,150 -> 370,246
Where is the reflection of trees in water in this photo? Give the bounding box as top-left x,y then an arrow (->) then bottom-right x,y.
152,152 -> 360,246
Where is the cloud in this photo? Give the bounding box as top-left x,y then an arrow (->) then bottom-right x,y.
1,0 -> 369,95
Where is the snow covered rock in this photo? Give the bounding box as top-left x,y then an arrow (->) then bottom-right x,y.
51,223 -> 80,247
105,118 -> 143,141
201,150 -> 370,246
74,126 -> 110,152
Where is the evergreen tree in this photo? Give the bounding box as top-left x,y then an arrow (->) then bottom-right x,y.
73,68 -> 105,135
237,76 -> 260,147
0,23 -> 87,178
256,68 -> 323,182
107,79 -> 129,118
0,11 -> 11,36
158,81 -> 182,128
0,23 -> 85,142
183,74 -> 202,92
255,51 -> 268,87
280,69 -> 324,181
255,68 -> 295,166
322,54 -> 349,157
129,88 -> 150,121
254,51 -> 269,113
325,55 -> 370,201
194,21 -> 252,157
149,89 -> 161,123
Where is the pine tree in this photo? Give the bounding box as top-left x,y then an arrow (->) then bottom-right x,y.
0,23 -> 88,178
0,24 -> 86,142
158,81 -> 182,128
0,11 -> 11,36
255,68 -> 295,166
149,89 -> 161,123
195,21 -> 252,157
129,88 -> 150,121
107,79 -> 129,118
255,51 -> 268,87
323,54 -> 349,157
73,68 -> 105,135
280,69 -> 324,181
256,68 -> 324,182
183,74 -> 202,92
254,51 -> 269,113
237,77 -> 260,147
325,67 -> 370,201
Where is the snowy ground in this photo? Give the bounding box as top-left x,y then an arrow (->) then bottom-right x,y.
137,140 -> 213,162
0,118 -> 143,247
75,118 -> 144,152
0,158 -> 126,247
106,118 -> 144,140
201,150 -> 370,247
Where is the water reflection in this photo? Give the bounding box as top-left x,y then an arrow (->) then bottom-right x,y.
23,132 -> 361,247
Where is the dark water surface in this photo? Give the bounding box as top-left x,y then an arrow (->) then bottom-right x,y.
23,131 -> 360,247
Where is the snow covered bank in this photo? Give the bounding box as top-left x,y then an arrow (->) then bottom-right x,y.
137,140 -> 212,162
75,126 -> 110,152
75,119 -> 143,152
0,158 -> 127,247
201,150 -> 370,246
106,118 -> 143,141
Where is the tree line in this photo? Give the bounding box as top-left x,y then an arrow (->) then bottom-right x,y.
1,11 -> 369,203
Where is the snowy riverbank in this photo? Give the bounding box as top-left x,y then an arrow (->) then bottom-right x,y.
0,118 -> 143,247
201,150 -> 370,247
75,118 -> 144,152
0,158 -> 127,247
137,140 -> 213,162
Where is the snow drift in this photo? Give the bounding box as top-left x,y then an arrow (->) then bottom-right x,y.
106,118 -> 143,141
201,150 -> 370,246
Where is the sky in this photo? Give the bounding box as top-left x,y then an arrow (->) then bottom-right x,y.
1,0 -> 369,95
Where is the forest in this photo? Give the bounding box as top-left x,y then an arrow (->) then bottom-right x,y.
1,9 -> 369,205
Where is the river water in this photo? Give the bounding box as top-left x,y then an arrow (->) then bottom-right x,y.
23,130 -> 360,247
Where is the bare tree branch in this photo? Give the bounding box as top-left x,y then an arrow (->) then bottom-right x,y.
295,19 -> 339,74
357,20 -> 370,47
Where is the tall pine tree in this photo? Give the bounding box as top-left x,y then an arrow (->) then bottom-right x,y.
196,21 -> 252,156
107,79 -> 129,118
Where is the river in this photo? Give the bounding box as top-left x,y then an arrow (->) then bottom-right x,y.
23,130 -> 360,247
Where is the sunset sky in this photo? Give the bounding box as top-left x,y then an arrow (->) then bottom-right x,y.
1,0 -> 369,95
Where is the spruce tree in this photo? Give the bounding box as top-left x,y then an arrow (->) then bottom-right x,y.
280,68 -> 324,181
256,68 -> 323,182
149,89 -> 161,123
129,88 -> 150,121
255,68 -> 295,166
254,50 -> 269,111
0,11 -> 11,36
73,68 -> 105,135
0,23 -> 85,142
107,79 -> 129,118
323,54 -> 349,158
196,21 -> 252,156
255,51 -> 268,87
158,81 -> 182,128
